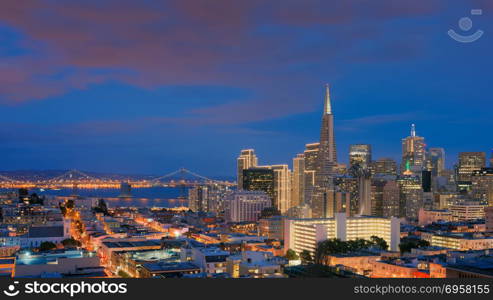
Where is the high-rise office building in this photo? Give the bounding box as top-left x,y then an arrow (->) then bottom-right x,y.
224,191 -> 271,223
303,143 -> 319,205
312,85 -> 338,218
358,171 -> 372,216
190,184 -> 232,214
457,152 -> 486,182
237,149 -> 258,188
242,167 -> 275,204
382,180 -> 400,218
401,124 -> 426,175
292,154 -> 305,208
398,176 -> 423,221
428,148 -> 445,176
422,170 -> 432,193
334,177 -> 359,216
316,84 -> 337,180
243,165 -> 291,214
270,164 -> 292,214
188,185 -> 209,212
471,168 -> 493,206
349,144 -> 372,169
370,178 -> 386,217
371,158 -> 397,176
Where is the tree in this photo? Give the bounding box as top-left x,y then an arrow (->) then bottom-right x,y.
285,249 -> 299,261
315,237 -> 387,264
39,241 -> 57,252
66,199 -> 75,209
93,199 -> 109,215
60,203 -> 67,217
18,188 -> 29,202
118,270 -> 131,278
370,236 -> 389,251
399,238 -> 430,253
300,250 -> 313,264
62,238 -> 81,248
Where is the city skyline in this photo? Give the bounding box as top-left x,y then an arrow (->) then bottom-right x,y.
1,1 -> 492,176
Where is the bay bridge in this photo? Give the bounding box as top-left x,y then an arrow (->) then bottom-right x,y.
0,168 -> 235,190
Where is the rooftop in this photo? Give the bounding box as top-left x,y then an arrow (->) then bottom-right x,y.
16,250 -> 96,265
142,262 -> 200,273
102,239 -> 161,249
28,226 -> 64,238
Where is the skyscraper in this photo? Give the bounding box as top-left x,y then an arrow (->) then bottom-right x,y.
292,154 -> 305,208
224,191 -> 271,223
457,152 -> 486,182
370,178 -> 386,217
349,144 -> 372,169
188,185 -> 209,212
303,142 -> 319,205
428,147 -> 445,176
382,180 -> 400,218
401,124 -> 426,175
243,165 -> 291,214
371,158 -> 397,176
312,85 -> 338,218
398,175 -> 423,221
471,168 -> 493,206
316,84 -> 338,179
237,149 -> 258,188
242,167 -> 275,203
270,164 -> 292,214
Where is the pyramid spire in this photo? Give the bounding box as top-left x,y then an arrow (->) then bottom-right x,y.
324,83 -> 332,115
411,123 -> 416,137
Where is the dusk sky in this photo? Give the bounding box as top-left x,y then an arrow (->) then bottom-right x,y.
0,0 -> 492,177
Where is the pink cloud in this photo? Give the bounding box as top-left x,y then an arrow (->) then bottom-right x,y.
0,0 -> 445,125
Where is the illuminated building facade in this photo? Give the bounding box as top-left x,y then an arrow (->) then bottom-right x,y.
382,180 -> 400,218
284,213 -> 400,255
242,167 -> 275,204
401,124 -> 426,175
237,149 -> 258,188
457,152 -> 486,182
449,203 -> 485,222
224,191 -> 272,223
371,158 -> 397,176
370,178 -> 386,217
349,144 -> 372,169
418,208 -> 452,226
292,154 -> 305,208
270,164 -> 292,214
303,143 -> 319,205
398,175 -> 423,220
334,177 -> 359,216
421,232 -> 493,251
312,85 -> 338,218
428,147 -> 445,176
188,186 -> 209,212
471,168 -> 493,205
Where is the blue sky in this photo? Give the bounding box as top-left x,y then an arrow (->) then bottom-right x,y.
0,0 -> 492,176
